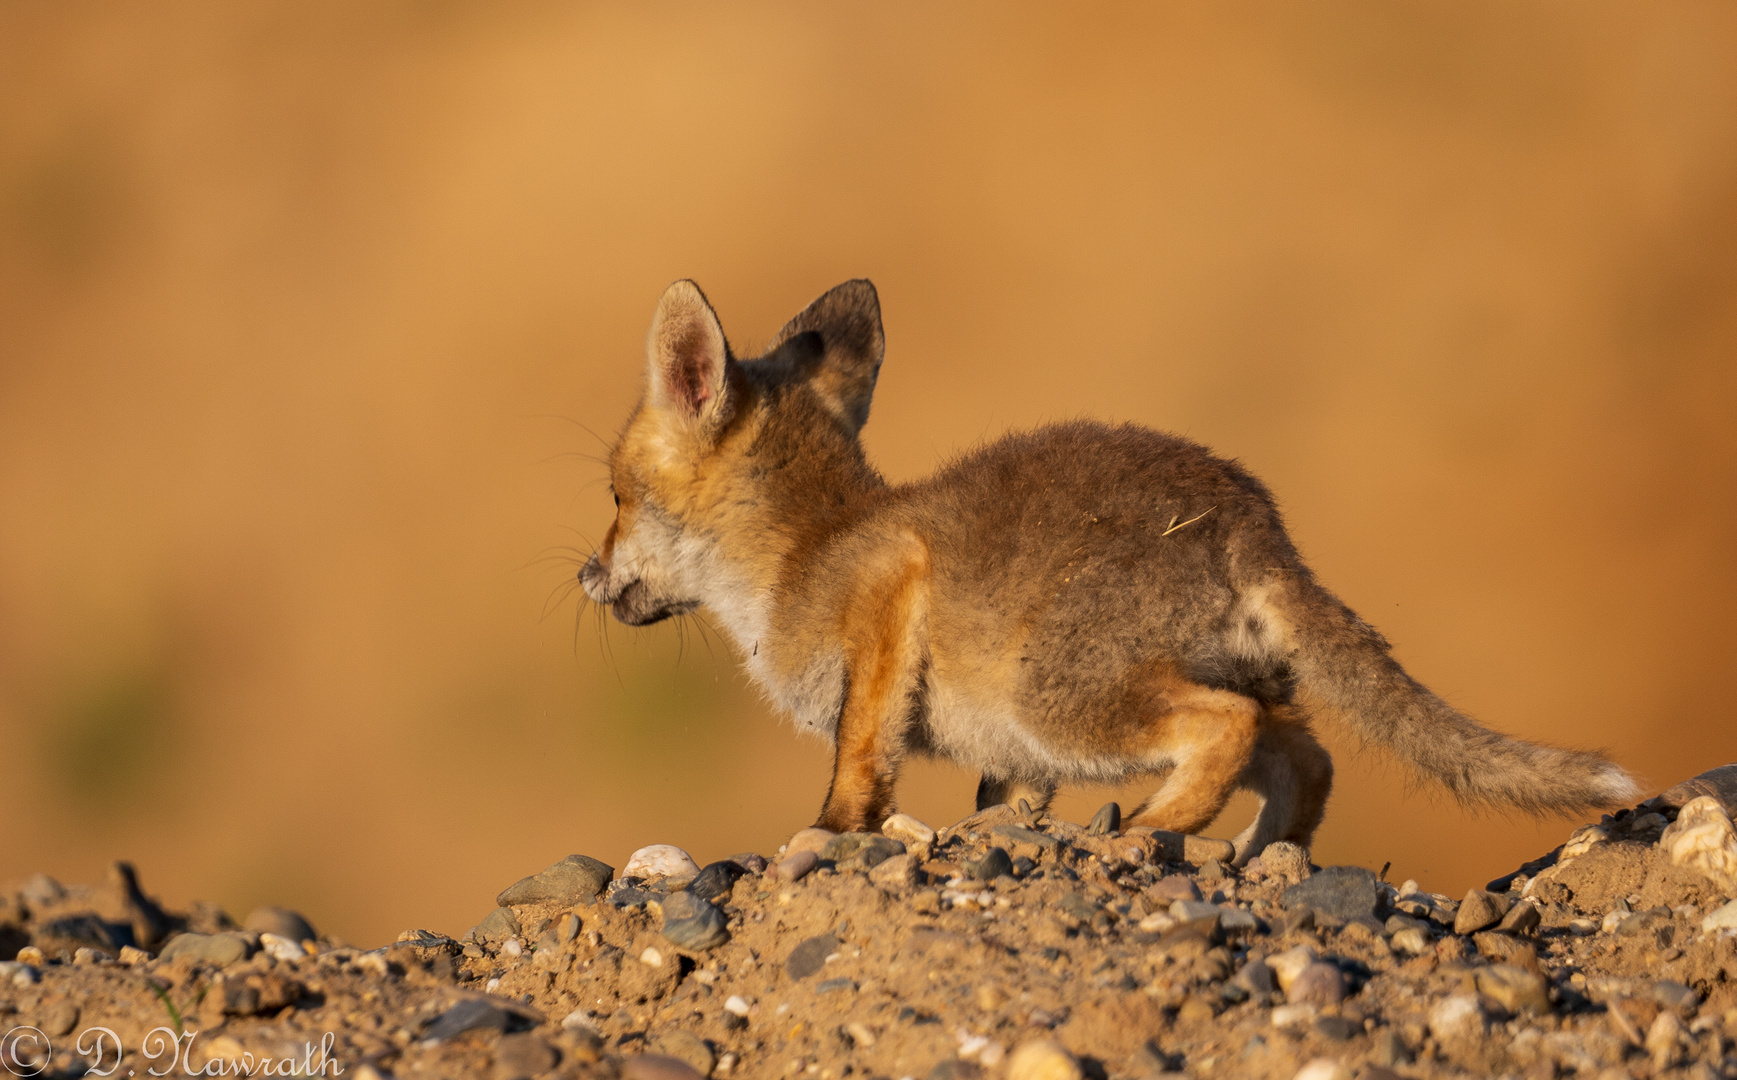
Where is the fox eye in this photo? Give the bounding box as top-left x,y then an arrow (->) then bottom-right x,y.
612,489 -> 620,509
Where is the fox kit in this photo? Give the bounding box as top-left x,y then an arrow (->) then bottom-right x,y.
580,279 -> 1637,861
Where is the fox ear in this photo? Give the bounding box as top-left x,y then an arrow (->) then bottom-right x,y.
766,279 -> 884,432
646,279 -> 730,423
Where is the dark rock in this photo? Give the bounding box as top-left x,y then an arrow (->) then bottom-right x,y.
1087,802 -> 1121,836
424,998 -> 512,1041
243,906 -> 317,944
785,934 -> 839,980
493,1032 -> 559,1080
726,852 -> 768,874
964,847 -> 1013,881
816,977 -> 857,994
660,891 -> 729,951
1652,763 -> 1737,817
609,887 -> 660,909
1279,866 -> 1380,923
686,861 -> 747,902
928,1061 -> 982,1080
496,855 -> 614,907
1280,908 -> 1316,935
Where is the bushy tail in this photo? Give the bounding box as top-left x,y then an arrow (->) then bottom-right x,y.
1279,579 -> 1638,814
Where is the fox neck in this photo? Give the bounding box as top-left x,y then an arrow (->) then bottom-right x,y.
696,424 -> 886,727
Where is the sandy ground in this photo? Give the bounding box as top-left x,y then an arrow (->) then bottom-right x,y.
4,774 -> 1737,1080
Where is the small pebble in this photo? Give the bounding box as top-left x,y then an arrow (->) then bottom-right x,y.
785,828 -> 836,856
771,850 -> 820,883
724,995 -> 751,1017
1264,945 -> 1317,992
1291,1060 -> 1351,1080
1453,889 -> 1508,935
1006,1038 -> 1082,1080
1428,994 -> 1487,1042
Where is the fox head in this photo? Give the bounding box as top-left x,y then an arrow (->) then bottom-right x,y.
579,279 -> 886,636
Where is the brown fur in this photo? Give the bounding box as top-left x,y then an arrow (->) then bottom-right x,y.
580,279 -> 1638,859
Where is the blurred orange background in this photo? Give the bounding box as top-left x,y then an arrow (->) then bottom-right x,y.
2,3 -> 1735,948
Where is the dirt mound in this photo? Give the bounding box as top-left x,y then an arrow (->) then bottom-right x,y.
4,779 -> 1737,1080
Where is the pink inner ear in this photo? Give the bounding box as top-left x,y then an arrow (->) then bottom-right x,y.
665,327 -> 718,415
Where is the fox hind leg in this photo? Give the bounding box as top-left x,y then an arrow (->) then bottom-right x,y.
1126,688 -> 1261,835
1230,708 -> 1333,865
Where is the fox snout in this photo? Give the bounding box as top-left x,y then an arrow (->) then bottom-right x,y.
580,553 -> 693,627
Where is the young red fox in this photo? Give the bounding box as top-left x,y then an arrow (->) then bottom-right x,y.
580,279 -> 1637,862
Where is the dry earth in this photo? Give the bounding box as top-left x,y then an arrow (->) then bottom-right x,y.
4,768 -> 1737,1080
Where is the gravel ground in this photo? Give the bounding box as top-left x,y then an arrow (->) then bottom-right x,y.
4,767 -> 1737,1080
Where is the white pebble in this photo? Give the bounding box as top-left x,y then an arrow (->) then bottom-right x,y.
501,937 -> 523,958
1270,1004 -> 1316,1029
1292,1061 -> 1351,1080
640,947 -> 664,967
561,1010 -> 601,1034
624,844 -> 702,881
725,995 -> 751,1017
260,933 -> 305,963
1703,898 -> 1737,933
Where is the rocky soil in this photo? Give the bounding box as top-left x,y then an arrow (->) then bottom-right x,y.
4,767 -> 1737,1080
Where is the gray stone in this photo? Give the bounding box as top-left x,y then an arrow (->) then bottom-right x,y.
1087,802 -> 1121,836
1286,962 -> 1347,1006
1313,1015 -> 1357,1041
425,998 -> 512,1041
1654,763 -> 1737,817
965,847 -> 1013,881
816,977 -> 857,994
243,906 -> 317,944
158,932 -> 254,967
1497,901 -> 1541,936
608,887 -> 659,909
785,933 -> 838,980
1279,865 -> 1379,923
660,891 -> 729,951
1218,908 -> 1260,938
496,855 -> 614,907
686,861 -> 747,902
1384,913 -> 1429,937
726,852 -> 768,874
36,913 -> 124,953
557,914 -> 581,944
1232,957 -> 1276,995
1454,890 -> 1509,936
820,832 -> 905,870
493,1032 -> 559,1080
477,907 -> 522,941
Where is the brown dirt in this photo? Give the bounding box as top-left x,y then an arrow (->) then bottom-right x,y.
4,802 -> 1737,1080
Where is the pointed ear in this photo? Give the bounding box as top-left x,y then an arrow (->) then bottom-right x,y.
646,279 -> 730,423
765,279 -> 884,432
